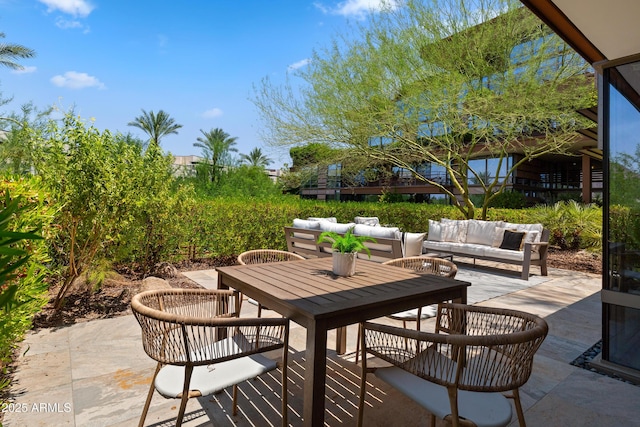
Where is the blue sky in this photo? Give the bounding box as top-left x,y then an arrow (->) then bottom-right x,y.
0,0 -> 396,168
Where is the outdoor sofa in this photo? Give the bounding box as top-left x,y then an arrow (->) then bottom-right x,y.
422,219 -> 549,280
284,217 -> 425,263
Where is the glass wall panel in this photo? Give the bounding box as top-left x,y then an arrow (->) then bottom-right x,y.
605,61 -> 640,371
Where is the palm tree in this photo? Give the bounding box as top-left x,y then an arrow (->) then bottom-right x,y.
127,109 -> 182,148
0,32 -> 35,70
240,147 -> 272,168
193,128 -> 238,181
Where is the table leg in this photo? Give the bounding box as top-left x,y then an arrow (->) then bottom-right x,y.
335,326 -> 347,355
303,321 -> 327,427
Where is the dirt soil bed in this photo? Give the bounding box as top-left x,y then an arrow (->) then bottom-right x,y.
31,249 -> 601,329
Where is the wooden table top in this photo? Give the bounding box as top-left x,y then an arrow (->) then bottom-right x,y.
217,257 -> 470,329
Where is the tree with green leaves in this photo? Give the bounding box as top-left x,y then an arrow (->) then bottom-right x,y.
193,128 -> 238,182
239,147 -> 272,167
253,0 -> 595,219
0,32 -> 35,70
127,109 -> 182,149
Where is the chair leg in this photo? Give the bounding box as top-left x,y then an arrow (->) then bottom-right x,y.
512,388 -> 526,427
175,365 -> 194,427
232,384 -> 238,416
355,327 -> 361,364
446,386 -> 460,427
281,336 -> 289,427
357,324 -> 367,427
138,362 -> 162,427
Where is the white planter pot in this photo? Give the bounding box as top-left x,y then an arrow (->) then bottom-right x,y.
332,252 -> 357,277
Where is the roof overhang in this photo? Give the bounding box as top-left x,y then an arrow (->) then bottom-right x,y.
520,0 -> 640,65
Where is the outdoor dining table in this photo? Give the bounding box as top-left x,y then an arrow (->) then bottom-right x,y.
216,256 -> 470,427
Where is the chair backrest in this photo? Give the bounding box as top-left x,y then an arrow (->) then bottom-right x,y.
238,249 -> 305,265
382,256 -> 458,278
363,303 -> 548,393
131,289 -> 288,366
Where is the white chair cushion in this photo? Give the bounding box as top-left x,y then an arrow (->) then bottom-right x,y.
389,305 -> 437,320
154,336 -> 278,398
375,366 -> 513,427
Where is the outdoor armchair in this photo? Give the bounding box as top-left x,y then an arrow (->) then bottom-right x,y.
355,256 -> 458,363
131,289 -> 289,427
237,249 -> 305,316
357,302 -> 548,427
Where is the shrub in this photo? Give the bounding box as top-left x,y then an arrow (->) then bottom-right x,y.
0,184 -> 51,395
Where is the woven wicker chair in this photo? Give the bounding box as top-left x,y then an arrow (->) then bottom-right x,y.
383,256 -> 458,328
357,303 -> 548,427
237,249 -> 305,316
132,289 -> 289,427
355,256 -> 458,364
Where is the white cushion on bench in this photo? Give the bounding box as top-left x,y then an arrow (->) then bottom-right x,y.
319,221 -> 355,233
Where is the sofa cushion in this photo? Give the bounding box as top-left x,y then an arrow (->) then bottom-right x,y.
402,232 -> 426,257
466,220 -> 502,246
354,216 -> 380,226
293,218 -> 321,229
499,230 -> 526,251
423,240 -> 455,253
308,217 -> 337,223
427,220 -> 442,242
353,224 -> 400,239
319,221 -> 355,233
502,222 -> 543,242
440,219 -> 468,242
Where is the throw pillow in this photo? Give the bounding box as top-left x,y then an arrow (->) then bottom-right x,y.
402,232 -> 426,257
354,216 -> 380,226
427,220 -> 442,242
499,230 -> 526,251
293,218 -> 321,229
318,221 -> 356,233
308,217 -> 337,223
353,224 -> 400,239
441,223 -> 460,243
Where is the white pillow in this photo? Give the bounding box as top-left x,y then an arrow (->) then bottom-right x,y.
354,216 -> 380,226
427,220 -> 442,242
402,232 -> 426,257
308,216 -> 337,223
441,224 -> 460,243
353,224 -> 400,239
319,221 -> 355,233
441,219 -> 468,242
293,218 -> 321,229
466,220 -> 502,246
522,230 -> 540,252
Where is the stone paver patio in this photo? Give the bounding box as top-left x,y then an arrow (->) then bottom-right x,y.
5,261 -> 640,426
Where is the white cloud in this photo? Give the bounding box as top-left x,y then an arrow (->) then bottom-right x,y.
288,58 -> 310,71
12,66 -> 37,74
202,108 -> 223,118
38,0 -> 94,17
315,0 -> 400,17
50,71 -> 105,90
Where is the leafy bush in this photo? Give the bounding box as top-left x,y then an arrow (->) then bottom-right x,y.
0,184 -> 52,395
30,114 -> 194,307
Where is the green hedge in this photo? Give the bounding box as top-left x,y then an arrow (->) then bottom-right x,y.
179,199 -> 604,258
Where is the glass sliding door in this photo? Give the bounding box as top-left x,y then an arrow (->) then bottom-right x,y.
604,61 -> 640,371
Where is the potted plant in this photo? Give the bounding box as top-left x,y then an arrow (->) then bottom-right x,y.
317,228 -> 376,277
